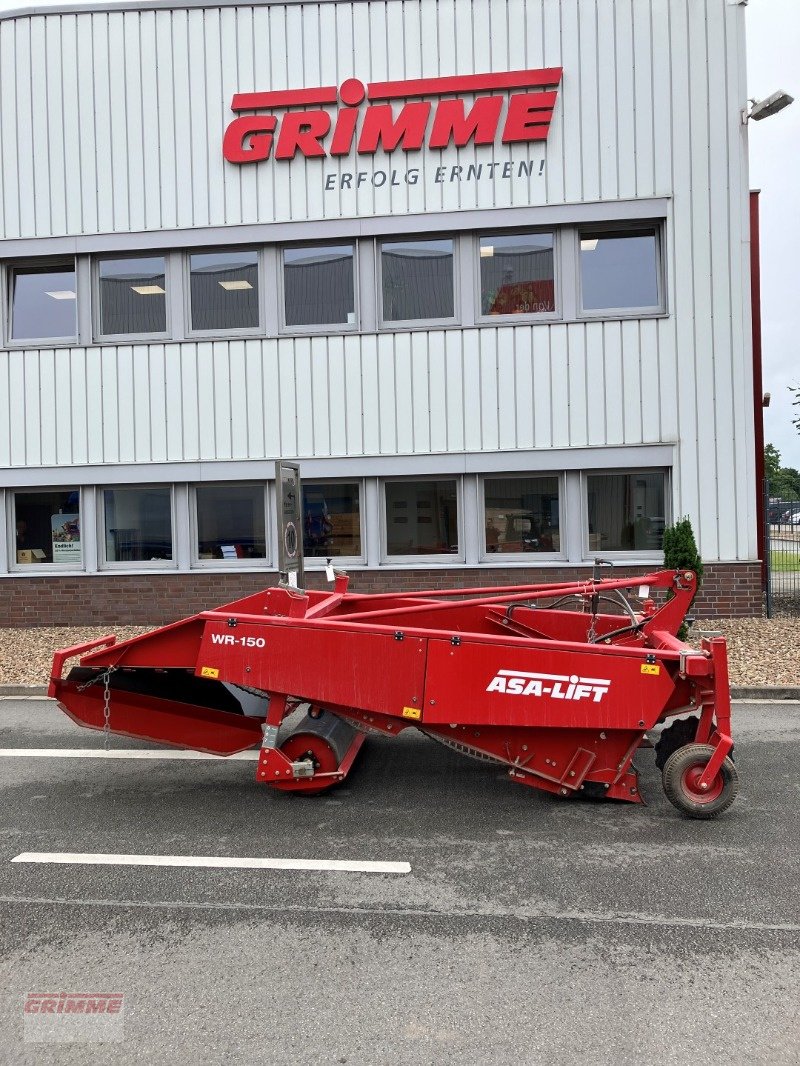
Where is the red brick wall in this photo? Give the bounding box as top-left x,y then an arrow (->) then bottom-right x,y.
0,562 -> 763,626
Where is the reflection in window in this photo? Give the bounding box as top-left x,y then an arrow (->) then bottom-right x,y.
586,472 -> 666,552
302,483 -> 361,558
480,234 -> 555,316
385,480 -> 458,556
98,256 -> 167,335
381,239 -> 454,322
283,245 -> 355,326
103,486 -> 172,562
580,229 -> 659,311
11,264 -> 77,340
190,251 -> 259,331
195,484 -> 266,561
483,477 -> 560,554
14,489 -> 81,565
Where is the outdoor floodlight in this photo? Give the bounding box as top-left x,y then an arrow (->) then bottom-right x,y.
742,90 -> 794,124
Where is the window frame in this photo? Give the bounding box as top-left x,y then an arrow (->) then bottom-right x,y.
98,483 -> 177,570
7,486 -> 86,572
4,258 -> 80,348
576,222 -> 666,320
377,234 -> 460,330
93,253 -> 172,342
300,478 -> 367,566
184,247 -> 265,339
380,475 -> 464,565
188,481 -> 270,568
581,467 -> 670,559
474,229 -> 560,325
479,473 -> 566,562
278,240 -> 360,336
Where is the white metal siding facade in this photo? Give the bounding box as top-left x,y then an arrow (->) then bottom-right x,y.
0,0 -> 755,564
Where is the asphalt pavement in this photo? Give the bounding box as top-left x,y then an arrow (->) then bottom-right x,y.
0,697 -> 798,1064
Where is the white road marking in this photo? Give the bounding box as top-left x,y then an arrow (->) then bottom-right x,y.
0,748 -> 258,760
11,853 -> 411,875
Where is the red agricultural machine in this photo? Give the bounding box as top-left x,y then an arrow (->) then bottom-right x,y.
49,566 -> 738,820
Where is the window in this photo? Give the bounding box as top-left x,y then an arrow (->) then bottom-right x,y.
9,263 -> 77,341
194,484 -> 267,563
189,251 -> 259,332
384,480 -> 459,557
586,471 -> 666,552
283,244 -> 355,327
98,256 -> 167,336
102,486 -> 173,563
483,476 -> 561,555
302,482 -> 362,558
13,489 -> 82,566
579,228 -> 660,312
479,233 -> 555,317
381,239 -> 455,323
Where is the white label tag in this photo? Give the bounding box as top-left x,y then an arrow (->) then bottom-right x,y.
325,564 -> 335,582
288,571 -> 298,588
638,585 -> 649,598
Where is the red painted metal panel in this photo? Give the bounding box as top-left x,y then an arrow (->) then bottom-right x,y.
196,620 -> 428,718
421,638 -> 675,729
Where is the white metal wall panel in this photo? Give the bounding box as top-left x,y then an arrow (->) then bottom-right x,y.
0,0 -> 755,562
0,0 -> 699,238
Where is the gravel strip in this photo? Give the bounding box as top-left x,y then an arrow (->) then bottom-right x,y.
0,617 -> 798,688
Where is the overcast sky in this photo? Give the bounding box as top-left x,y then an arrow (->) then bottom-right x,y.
746,0 -> 800,469
0,0 -> 796,466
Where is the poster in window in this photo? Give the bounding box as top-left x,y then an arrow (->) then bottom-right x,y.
51,514 -> 81,563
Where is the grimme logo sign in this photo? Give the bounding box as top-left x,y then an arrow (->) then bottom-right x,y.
223,68 -> 562,188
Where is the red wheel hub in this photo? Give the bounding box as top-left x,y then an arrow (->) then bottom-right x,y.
681,762 -> 724,803
271,731 -> 341,794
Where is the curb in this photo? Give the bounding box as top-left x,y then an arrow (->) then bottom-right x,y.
1,685 -> 799,701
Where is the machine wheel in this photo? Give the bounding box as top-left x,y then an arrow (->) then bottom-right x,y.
662,743 -> 738,819
655,716 -> 734,771
272,712 -> 357,796
654,716 -> 699,771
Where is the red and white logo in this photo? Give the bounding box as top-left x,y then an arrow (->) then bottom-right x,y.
486,670 -> 610,703
223,68 -> 562,163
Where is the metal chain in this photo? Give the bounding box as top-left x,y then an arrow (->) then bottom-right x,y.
101,669 -> 114,751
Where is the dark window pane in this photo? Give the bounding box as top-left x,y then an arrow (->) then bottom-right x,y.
586,472 -> 666,551
11,265 -> 77,340
303,483 -> 361,557
14,489 -> 81,565
195,484 -> 266,560
190,251 -> 259,331
381,239 -> 454,322
284,245 -> 355,326
580,230 -> 659,310
103,487 -> 172,562
385,480 -> 458,556
484,477 -> 560,554
480,234 -> 555,316
99,257 -> 167,335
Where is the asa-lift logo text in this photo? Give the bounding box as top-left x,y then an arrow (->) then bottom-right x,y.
486,670 -> 611,703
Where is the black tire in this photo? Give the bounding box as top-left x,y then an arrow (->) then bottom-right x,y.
662,743 -> 739,819
654,716 -> 699,771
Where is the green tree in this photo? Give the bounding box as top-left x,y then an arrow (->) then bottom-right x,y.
662,517 -> 703,641
792,385 -> 800,433
765,442 -> 782,486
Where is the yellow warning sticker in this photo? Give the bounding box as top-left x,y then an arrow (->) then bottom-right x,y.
641,663 -> 660,676
200,666 -> 220,679
402,706 -> 422,720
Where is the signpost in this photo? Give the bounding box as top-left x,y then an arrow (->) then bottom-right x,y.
276,461 -> 304,588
